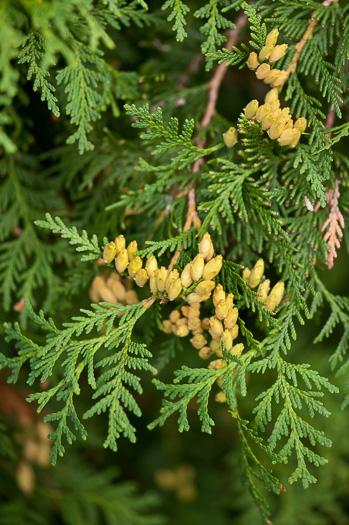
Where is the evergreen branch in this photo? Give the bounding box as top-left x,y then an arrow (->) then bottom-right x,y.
162,0 -> 190,42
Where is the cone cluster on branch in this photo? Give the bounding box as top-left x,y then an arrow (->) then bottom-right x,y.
89,271 -> 139,305
242,258 -> 285,312
247,29 -> 289,88
244,88 -> 307,148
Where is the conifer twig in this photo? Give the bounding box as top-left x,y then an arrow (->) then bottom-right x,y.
321,180 -> 344,269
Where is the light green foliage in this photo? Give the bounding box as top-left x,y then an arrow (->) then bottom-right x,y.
1,1 -> 349,523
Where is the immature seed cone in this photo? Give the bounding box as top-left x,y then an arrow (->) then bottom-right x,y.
199,233 -> 214,261
181,263 -> 193,288
127,241 -> 138,261
168,279 -> 182,301
221,329 -> 233,351
162,320 -> 173,334
213,284 -> 225,307
128,256 -> 142,278
170,310 -> 181,323
278,128 -> 299,147
231,343 -> 244,357
294,117 -> 307,133
247,51 -> 260,70
259,45 -> 274,62
256,63 -> 271,80
157,267 -> 168,292
224,307 -> 239,329
190,254 -> 205,281
257,279 -> 270,302
255,104 -> 271,123
265,29 -> 279,47
244,100 -> 259,119
223,127 -> 238,148
195,280 -> 216,296
135,268 -> 148,287
215,299 -> 228,320
265,88 -> 279,105
199,347 -> 212,360
190,334 -> 207,350
103,242 -> 117,263
176,324 -> 190,337
249,259 -> 264,287
188,317 -> 201,331
114,235 -> 126,255
269,44 -> 288,63
203,255 -> 223,280
188,304 -> 200,318
115,249 -> 129,273
150,271 -> 158,294
264,69 -> 281,85
209,316 -> 224,338
145,255 -> 158,277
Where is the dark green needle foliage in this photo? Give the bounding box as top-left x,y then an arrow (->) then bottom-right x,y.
1,1 -> 349,524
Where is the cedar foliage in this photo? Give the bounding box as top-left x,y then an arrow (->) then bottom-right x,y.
1,1 -> 349,523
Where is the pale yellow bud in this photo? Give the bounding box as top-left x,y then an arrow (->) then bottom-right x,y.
103,242 -> 117,263
215,299 -> 228,320
127,241 -> 138,261
190,334 -> 207,350
261,112 -> 277,130
145,255 -> 158,277
265,88 -> 279,105
111,280 -> 126,301
115,249 -> 129,273
270,281 -> 285,306
230,343 -> 244,357
244,100 -> 259,119
230,323 -> 239,341
99,286 -> 117,303
268,120 -> 286,140
135,268 -> 148,287
128,256 -> 142,278
209,316 -> 224,339
256,63 -> 271,79
278,128 -> 300,147
181,305 -> 190,318
150,271 -> 158,294
195,280 -> 216,296
249,259 -> 264,287
181,263 -> 193,288
242,267 -> 251,282
199,233 -> 214,261
221,329 -> 233,351
192,327 -> 203,335
170,310 -> 181,323
187,292 -> 211,304
224,307 -> 239,329
257,279 -> 270,302
212,284 -> 225,307
157,267 -> 168,292
166,269 -> 180,291
223,127 -> 238,148
259,45 -> 274,62
17,461 -> 35,493
203,255 -> 223,280
269,99 -> 280,111
199,347 -> 212,360
226,293 -> 234,310
289,129 -> 301,148
208,359 -> 225,370
162,320 -> 173,334
188,317 -> 201,331
247,51 -> 260,70
264,293 -> 278,312
269,44 -> 288,63
190,254 -> 205,281
294,117 -> 307,133
215,391 -> 228,403
210,339 -> 221,354
188,304 -> 200,318
265,29 -> 279,47
270,70 -> 289,87
142,295 -> 155,309
89,275 -> 105,303
176,324 -> 190,337
114,235 -> 126,255
264,69 -> 280,85
168,279 -> 182,301
282,118 -> 294,132
200,318 -> 209,331
255,103 -> 271,123
125,290 -> 138,304
176,318 -> 188,326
